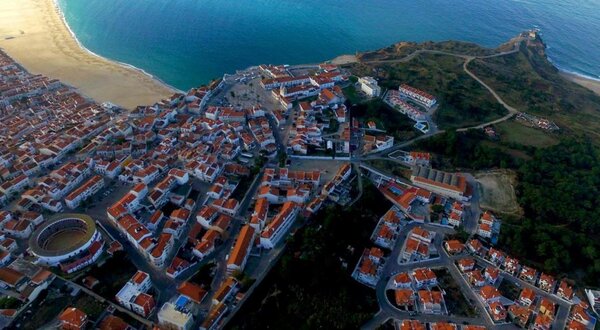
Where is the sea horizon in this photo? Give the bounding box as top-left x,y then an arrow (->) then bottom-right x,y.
56,0 -> 600,91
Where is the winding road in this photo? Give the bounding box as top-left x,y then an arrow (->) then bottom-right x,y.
352,35 -> 581,329
353,36 -> 526,162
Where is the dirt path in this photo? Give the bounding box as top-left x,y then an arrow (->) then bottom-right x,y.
360,37 -> 524,132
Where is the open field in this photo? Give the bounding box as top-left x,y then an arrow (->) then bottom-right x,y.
475,170 -> 521,215
469,41 -> 600,143
495,120 -> 559,148
72,294 -> 107,321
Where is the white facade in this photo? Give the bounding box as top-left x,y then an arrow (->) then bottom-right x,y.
158,302 -> 194,330
358,77 -> 381,97
259,203 -> 298,249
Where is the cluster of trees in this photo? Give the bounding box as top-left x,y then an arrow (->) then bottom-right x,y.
415,130 -> 520,170
350,100 -> 418,141
499,139 -> 600,284
0,296 -> 20,309
229,182 -> 388,329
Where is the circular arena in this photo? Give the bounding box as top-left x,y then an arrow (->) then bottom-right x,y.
29,213 -> 99,266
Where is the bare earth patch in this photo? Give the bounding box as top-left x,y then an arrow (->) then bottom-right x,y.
475,170 -> 521,215
288,159 -> 348,182
330,54 -> 358,65
43,229 -> 86,251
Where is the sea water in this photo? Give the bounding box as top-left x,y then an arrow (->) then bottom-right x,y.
57,0 -> 600,90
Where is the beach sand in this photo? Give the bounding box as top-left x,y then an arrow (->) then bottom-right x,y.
0,0 -> 175,109
330,54 -> 358,65
561,72 -> 600,96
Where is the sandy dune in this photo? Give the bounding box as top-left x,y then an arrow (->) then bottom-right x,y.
0,0 -> 176,109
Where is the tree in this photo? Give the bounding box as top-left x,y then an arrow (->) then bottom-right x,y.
0,296 -> 20,309
431,204 -> 444,214
278,152 -> 287,167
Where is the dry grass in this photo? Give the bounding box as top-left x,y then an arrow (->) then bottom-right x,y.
475,170 -> 521,215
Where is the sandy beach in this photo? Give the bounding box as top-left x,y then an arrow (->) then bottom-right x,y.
0,0 -> 176,109
561,72 -> 600,96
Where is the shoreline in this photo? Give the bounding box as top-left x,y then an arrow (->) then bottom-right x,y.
559,71 -> 600,96
0,0 -> 176,109
51,0 -> 182,95
333,52 -> 600,96
1,0 -> 598,109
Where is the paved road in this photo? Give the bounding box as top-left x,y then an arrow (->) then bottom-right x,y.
362,219 -> 492,330
461,254 -> 572,330
194,170 -> 265,306
358,161 -> 572,330
363,220 -> 573,330
85,181 -> 178,306
347,163 -> 364,207
54,276 -> 154,328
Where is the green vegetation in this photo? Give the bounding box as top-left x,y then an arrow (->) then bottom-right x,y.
499,139 -> 600,285
232,270 -> 256,293
350,53 -> 507,129
351,99 -> 418,141
342,85 -> 362,105
447,226 -> 471,243
251,156 -> 268,176
364,159 -> 411,179
498,280 -> 520,301
230,177 -> 252,200
190,261 -> 216,287
20,292 -> 69,330
356,40 -> 497,62
433,268 -> 478,317
0,296 -> 21,309
278,152 -> 287,168
73,294 -> 106,320
83,252 -> 137,300
470,41 -> 600,142
228,181 -> 389,329
495,121 -> 559,148
414,130 -> 523,170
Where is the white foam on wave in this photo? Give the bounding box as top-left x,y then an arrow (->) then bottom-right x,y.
546,55 -> 600,82
52,0 -> 183,94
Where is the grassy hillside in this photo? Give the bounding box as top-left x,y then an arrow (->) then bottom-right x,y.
349,53 -> 507,129
469,38 -> 600,141
357,40 -> 498,62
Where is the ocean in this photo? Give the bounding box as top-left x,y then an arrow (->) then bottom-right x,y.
57,0 -> 600,91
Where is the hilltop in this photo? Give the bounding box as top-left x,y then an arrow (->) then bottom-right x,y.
344,32 -> 600,140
